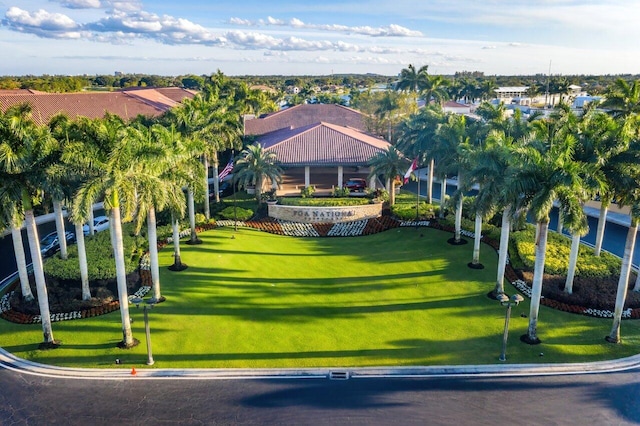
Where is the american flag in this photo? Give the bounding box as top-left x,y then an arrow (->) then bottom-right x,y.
218,157 -> 234,181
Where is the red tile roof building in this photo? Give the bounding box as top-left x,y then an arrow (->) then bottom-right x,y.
0,87 -> 195,125
246,104 -> 390,194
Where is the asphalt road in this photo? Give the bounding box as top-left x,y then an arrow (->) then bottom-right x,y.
1,369 -> 639,425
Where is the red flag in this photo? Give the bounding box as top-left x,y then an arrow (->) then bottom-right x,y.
403,157 -> 418,184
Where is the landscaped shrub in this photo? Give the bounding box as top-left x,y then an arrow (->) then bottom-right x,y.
332,186 -> 350,197
44,222 -> 141,281
300,185 -> 315,198
511,225 -> 621,277
279,197 -> 369,207
391,202 -> 436,221
219,206 -> 254,221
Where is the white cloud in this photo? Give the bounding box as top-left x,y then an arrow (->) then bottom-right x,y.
228,17 -> 253,26
51,0 -> 102,9
3,6 -> 80,38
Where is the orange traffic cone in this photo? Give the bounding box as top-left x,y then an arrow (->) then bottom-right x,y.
131,367 -> 137,376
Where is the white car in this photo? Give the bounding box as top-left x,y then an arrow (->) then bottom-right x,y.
83,215 -> 110,235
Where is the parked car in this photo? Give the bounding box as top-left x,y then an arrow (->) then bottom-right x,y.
344,177 -> 367,192
83,215 -> 110,235
40,231 -> 76,258
209,176 -> 236,199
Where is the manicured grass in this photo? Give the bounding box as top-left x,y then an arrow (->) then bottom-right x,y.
1,226 -> 639,369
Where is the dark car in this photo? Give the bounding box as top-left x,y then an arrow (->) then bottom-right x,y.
210,177 -> 236,199
40,231 -> 76,258
344,178 -> 367,192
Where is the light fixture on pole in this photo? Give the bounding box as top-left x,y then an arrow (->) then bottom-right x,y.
497,293 -> 524,362
131,297 -> 156,366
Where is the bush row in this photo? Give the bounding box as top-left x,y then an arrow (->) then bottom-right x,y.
511,225 -> 621,278
43,222 -> 144,281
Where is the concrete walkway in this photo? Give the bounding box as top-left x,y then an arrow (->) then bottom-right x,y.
2,346 -> 640,381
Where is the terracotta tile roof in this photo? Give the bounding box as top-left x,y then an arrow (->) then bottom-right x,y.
0,88 -> 192,125
259,121 -> 391,167
244,104 -> 368,136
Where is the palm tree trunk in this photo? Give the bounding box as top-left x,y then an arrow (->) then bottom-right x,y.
556,211 -> 563,233
256,176 -> 263,204
11,226 -> 33,301
203,155 -> 210,221
187,190 -> 201,244
169,215 -> 186,271
471,213 -> 482,265
213,157 -> 220,204
147,206 -> 162,302
110,204 -> 134,347
427,159 -> 434,204
525,220 -> 549,344
454,196 -> 463,242
74,222 -> 90,301
564,233 -> 581,294
25,209 -> 55,345
594,201 -> 609,257
88,209 -> 95,236
607,217 -> 638,343
389,180 -> 396,206
53,199 -> 68,260
439,176 -> 447,218
495,206 -> 511,296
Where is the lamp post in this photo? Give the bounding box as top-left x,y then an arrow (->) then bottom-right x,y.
497,293 -> 524,362
132,297 -> 156,366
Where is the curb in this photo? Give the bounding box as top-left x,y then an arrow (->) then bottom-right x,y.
2,347 -> 639,381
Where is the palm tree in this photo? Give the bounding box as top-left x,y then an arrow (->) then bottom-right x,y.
601,78 -> 640,120
606,169 -> 640,343
504,127 -> 587,344
129,123 -> 203,300
433,114 -> 475,244
395,64 -> 430,94
0,103 -> 58,346
72,113 -> 138,348
368,146 -> 408,206
396,106 -> 445,204
234,144 -> 282,204
0,188 -> 33,301
467,130 -> 516,276
421,75 -> 449,107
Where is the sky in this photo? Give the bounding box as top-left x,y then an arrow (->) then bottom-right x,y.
1,0 -> 640,77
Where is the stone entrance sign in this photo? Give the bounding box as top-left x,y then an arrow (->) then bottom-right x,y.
268,203 -> 382,223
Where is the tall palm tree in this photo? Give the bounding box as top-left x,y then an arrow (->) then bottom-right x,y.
0,187 -> 33,301
368,146 -> 408,206
72,113 -> 138,348
396,106 -> 445,204
433,114 -> 474,244
467,130 -> 517,278
0,103 -> 58,346
129,123 -> 203,300
504,127 -> 587,344
606,166 -> 640,343
234,144 -> 282,204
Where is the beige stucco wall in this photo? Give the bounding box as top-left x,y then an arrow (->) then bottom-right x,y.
268,203 -> 382,223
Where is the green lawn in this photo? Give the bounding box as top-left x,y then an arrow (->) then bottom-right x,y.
1,226 -> 639,369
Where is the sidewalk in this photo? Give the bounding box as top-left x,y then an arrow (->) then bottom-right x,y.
1,346 -> 639,380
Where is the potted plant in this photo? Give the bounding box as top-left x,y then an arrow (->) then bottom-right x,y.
263,188 -> 278,205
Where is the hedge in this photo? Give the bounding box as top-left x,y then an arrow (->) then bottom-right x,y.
43,222 -> 145,281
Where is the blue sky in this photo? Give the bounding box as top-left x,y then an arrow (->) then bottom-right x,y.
1,0 -> 640,77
